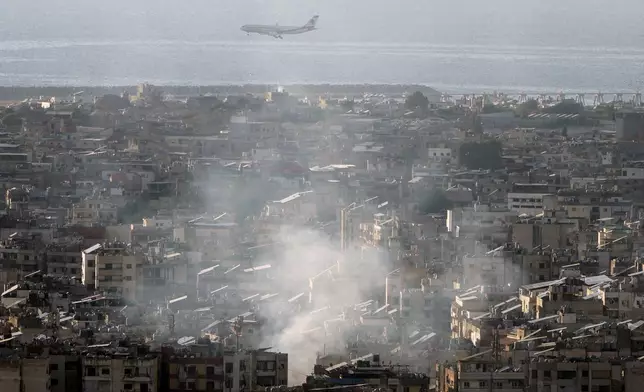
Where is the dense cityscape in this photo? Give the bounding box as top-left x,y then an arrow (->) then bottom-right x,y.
0,83 -> 643,392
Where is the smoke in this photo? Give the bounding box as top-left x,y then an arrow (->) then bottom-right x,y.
253,224 -> 389,384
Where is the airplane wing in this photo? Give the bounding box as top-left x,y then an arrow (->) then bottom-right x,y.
254,31 -> 279,38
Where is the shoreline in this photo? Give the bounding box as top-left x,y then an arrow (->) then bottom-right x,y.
0,84 -> 442,101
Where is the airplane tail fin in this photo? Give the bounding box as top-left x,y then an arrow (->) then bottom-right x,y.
304,15 -> 319,29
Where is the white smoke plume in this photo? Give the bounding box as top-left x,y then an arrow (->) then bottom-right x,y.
254,224 -> 390,384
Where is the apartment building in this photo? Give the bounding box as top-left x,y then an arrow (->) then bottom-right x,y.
398,284 -> 451,332
558,190 -> 631,223
167,347 -> 287,392
82,352 -> 159,392
436,355 -> 525,392
0,234 -> 44,278
512,212 -> 576,251
50,354 -> 82,392
446,204 -> 517,242
166,347 -> 225,392
81,243 -> 101,290
526,358 -> 617,392
451,294 -> 490,340
46,242 -> 83,279
70,199 -> 118,226
0,356 -> 50,392
462,254 -> 514,288
0,360 -> 22,392
94,242 -> 144,301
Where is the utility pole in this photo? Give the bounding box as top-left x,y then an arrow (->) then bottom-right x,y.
249,349 -> 257,392
493,327 -> 500,365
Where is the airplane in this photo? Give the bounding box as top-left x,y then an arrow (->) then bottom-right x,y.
241,15 -> 319,39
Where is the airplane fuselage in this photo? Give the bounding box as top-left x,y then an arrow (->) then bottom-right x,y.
241,16 -> 319,39
241,25 -> 315,36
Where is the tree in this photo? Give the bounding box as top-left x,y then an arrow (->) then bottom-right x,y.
515,99 -> 539,117
405,91 -> 429,112
119,195 -> 155,224
482,104 -> 503,114
95,94 -> 130,112
418,189 -> 453,214
1,113 -> 22,128
471,114 -> 483,134
543,99 -> 583,115
340,99 -> 355,112
459,140 -> 503,170
562,125 -> 568,138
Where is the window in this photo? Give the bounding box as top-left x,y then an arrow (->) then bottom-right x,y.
141,384 -> 148,392
207,366 -> 215,376
187,365 -> 197,376
124,384 -> 133,390
49,363 -> 59,371
463,381 -> 470,387
247,328 -> 254,334
496,382 -> 504,388
582,370 -> 589,377
101,368 -> 110,376
558,370 -> 576,379
225,362 -> 233,373
187,382 -> 196,390
104,263 -> 112,270
51,379 -> 59,386
86,366 -> 96,376
126,264 -> 132,269
207,381 -> 215,391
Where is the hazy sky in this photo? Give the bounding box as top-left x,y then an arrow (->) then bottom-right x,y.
2,0 -> 644,48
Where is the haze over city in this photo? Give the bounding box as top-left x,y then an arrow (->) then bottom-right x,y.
1,0 -> 644,90
3,2 -> 644,392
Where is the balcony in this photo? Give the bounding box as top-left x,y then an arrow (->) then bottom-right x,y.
123,373 -> 153,382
